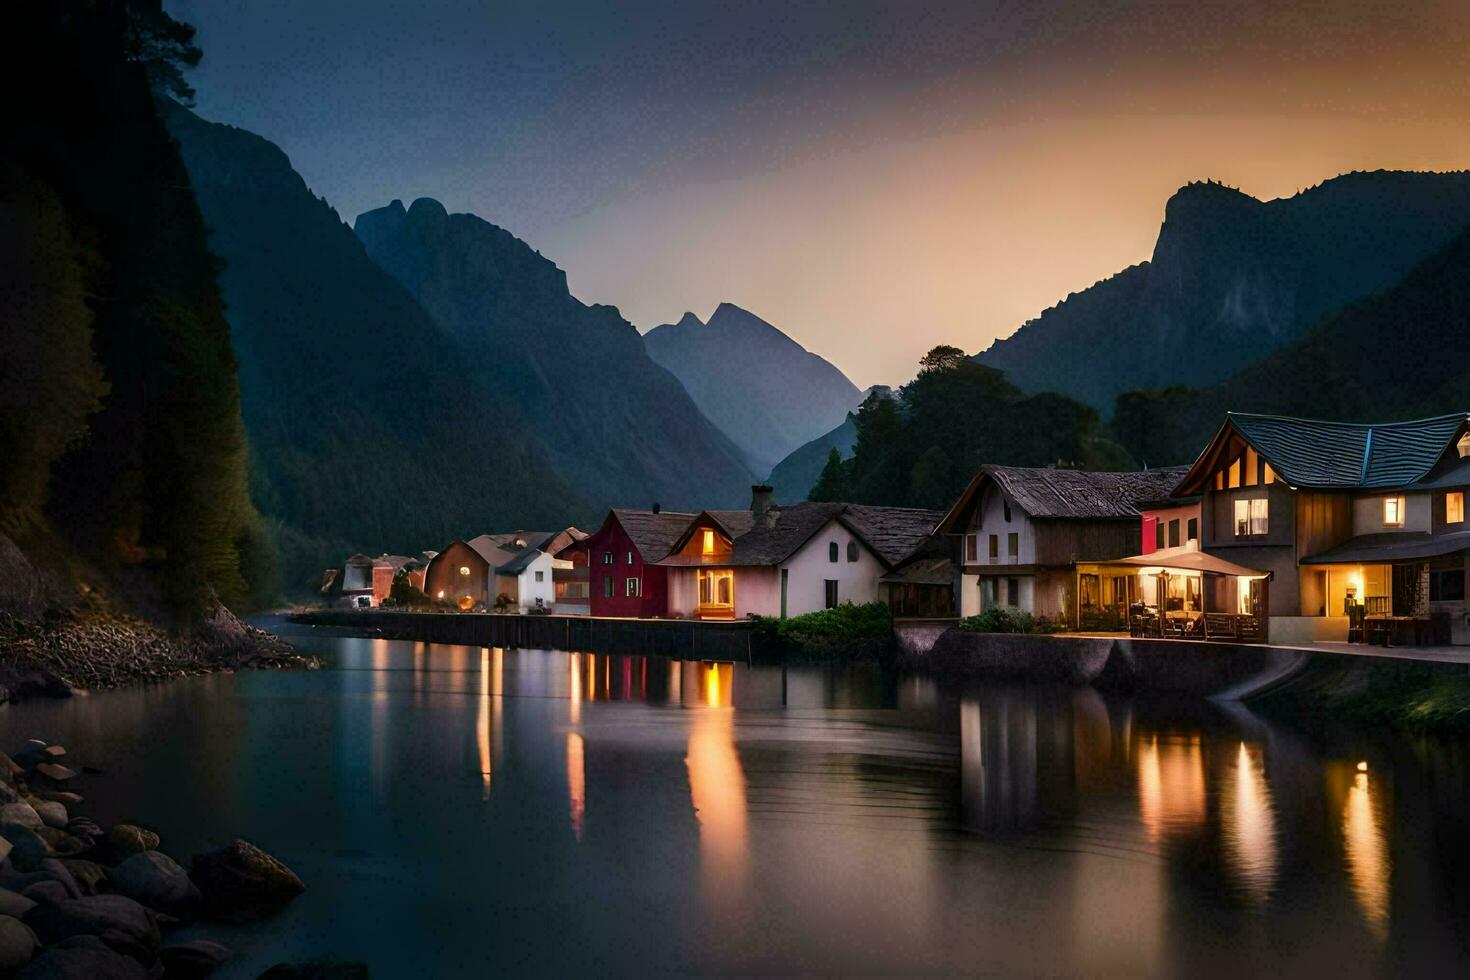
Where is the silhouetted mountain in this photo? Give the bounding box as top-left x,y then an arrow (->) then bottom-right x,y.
766,384 -> 893,501
1114,222 -> 1470,465
161,106 -> 583,588
979,172 -> 1470,410
643,303 -> 862,474
354,199 -> 755,511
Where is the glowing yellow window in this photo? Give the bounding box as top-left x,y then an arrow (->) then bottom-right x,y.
1263,463 -> 1276,485
1448,492 -> 1465,524
701,528 -> 715,555
459,565 -> 471,577
1382,497 -> 1404,528
1228,458 -> 1241,489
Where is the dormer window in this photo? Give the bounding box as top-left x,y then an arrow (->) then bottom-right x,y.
701,529 -> 715,555
1459,433 -> 1470,458
1383,496 -> 1405,528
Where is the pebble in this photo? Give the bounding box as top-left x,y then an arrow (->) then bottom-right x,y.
34,763 -> 75,783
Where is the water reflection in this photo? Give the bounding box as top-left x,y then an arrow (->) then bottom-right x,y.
1335,761 -> 1391,941
1137,734 -> 1205,842
1221,742 -> 1277,905
685,692 -> 748,901
567,732 -> 586,840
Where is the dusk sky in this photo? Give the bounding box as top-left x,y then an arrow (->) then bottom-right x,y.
169,0 -> 1470,388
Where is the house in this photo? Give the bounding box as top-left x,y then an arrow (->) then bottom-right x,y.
1171,412 -> 1470,645
934,465 -> 1190,622
423,529 -> 584,612
581,509 -> 697,617
326,553 -> 426,608
552,535 -> 591,615
655,486 -> 944,620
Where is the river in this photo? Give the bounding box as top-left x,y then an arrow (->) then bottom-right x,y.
2,622 -> 1469,976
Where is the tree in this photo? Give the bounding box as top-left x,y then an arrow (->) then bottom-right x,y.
809,447 -> 851,502
123,1 -> 202,104
918,344 -> 969,375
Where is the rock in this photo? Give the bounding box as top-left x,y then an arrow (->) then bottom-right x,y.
159,939 -> 232,979
34,763 -> 75,782
40,791 -> 82,806
57,859 -> 106,896
257,964 -> 369,980
0,781 -> 18,805
0,888 -> 36,919
0,804 -> 42,831
110,851 -> 200,919
16,934 -> 148,979
0,835 -> 12,864
1,824 -> 52,871
23,894 -> 161,965
189,839 -> 304,923
0,754 -> 22,778
35,826 -> 87,856
35,859 -> 81,899
42,746 -> 65,758
28,798 -> 67,829
0,914 -> 37,971
65,816 -> 101,841
108,824 -> 159,855
20,880 -> 70,908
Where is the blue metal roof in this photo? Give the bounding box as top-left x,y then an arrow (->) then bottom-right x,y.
1226,412 -> 1470,489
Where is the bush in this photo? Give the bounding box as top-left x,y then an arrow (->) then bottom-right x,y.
750,602 -> 894,660
958,608 -> 1067,635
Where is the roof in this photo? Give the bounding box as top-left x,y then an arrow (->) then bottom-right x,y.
841,504 -> 948,565
660,502 -> 945,569
1176,412 -> 1470,493
1301,531 -> 1470,565
609,509 -> 698,562
498,547 -> 550,574
1096,546 -> 1269,578
936,465 -> 1190,532
880,555 -> 953,585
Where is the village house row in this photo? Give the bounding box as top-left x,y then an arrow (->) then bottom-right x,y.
328,412 -> 1470,648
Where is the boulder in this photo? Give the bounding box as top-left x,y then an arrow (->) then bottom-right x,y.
0,754 -> 22,778
20,880 -> 70,908
65,817 -> 102,842
0,888 -> 36,919
189,839 -> 304,923
0,781 -> 18,805
16,934 -> 148,979
0,804 -> 42,831
257,964 -> 369,980
34,763 -> 75,783
57,859 -> 106,895
159,939 -> 232,979
107,824 -> 159,855
42,746 -> 65,758
23,894 -> 161,965
40,791 -> 82,806
109,851 -> 201,919
35,859 -> 81,899
35,826 -> 87,856
28,798 -> 67,829
0,835 -> 12,864
0,914 -> 37,972
1,824 -> 52,872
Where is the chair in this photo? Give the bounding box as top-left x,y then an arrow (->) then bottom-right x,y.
1205,613 -> 1237,641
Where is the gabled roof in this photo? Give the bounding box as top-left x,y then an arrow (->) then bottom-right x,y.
498,547 -> 550,575
607,509 -> 698,562
841,504 -> 949,565
936,465 -> 1189,533
659,501 -> 945,569
1175,412 -> 1470,494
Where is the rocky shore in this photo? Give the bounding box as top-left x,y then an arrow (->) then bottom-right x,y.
0,608 -> 318,703
0,737 -> 311,977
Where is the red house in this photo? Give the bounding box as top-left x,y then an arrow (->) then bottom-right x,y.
1138,494 -> 1202,554
580,508 -> 695,617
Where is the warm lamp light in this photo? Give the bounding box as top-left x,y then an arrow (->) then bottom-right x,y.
1357,760 -> 1369,772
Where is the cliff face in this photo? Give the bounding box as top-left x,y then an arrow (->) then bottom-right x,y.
162,107 -> 583,587
979,171 -> 1470,411
643,303 -> 862,474
354,199 -> 755,511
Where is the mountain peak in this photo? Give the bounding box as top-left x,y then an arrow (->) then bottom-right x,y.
675,311 -> 704,329
407,197 -> 449,222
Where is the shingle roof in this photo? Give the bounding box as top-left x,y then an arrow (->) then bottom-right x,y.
659,502 -> 944,569
1179,412 -> 1470,492
1301,530 -> 1470,565
498,547 -> 549,574
841,504 -> 948,565
611,509 -> 698,562
982,466 -> 1190,520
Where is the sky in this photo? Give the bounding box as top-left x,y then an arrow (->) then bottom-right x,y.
169,0 -> 1470,389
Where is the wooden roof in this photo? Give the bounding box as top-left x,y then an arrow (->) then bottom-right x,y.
936,465 -> 1189,533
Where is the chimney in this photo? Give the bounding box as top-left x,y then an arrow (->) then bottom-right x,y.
652,502 -> 661,514
751,484 -> 774,523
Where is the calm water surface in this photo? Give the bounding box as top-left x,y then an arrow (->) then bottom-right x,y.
3,622 -> 1470,977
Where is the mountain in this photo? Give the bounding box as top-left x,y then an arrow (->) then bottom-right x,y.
979,172 -> 1470,411
353,199 -> 755,512
161,106 -> 583,588
643,303 -> 862,474
1115,222 -> 1470,465
766,384 -> 893,502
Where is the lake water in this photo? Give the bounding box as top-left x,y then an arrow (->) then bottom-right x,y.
3,622 -> 1469,976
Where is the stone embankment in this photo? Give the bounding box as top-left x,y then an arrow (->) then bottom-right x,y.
0,607 -> 317,703
0,737 -> 313,976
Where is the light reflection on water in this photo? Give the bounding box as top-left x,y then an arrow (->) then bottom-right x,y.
0,628 -> 1464,976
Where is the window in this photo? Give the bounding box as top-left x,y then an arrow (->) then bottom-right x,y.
603,575 -> 614,597
701,529 -> 715,555
979,577 -> 997,609
1187,517 -> 1199,542
1245,448 -> 1259,486
627,550 -> 635,564
625,577 -> 640,597
965,534 -> 978,563
1003,501 -> 1012,522
1214,471 -> 1224,491
1263,464 -> 1276,485
1007,532 -> 1018,559
988,534 -> 999,560
534,570 -> 544,582
824,579 -> 839,609
602,551 -> 613,565
1431,568 -> 1466,602
1168,519 -> 1180,548
1234,498 -> 1268,536
1005,577 -> 1019,607
1155,520 -> 1165,550
1459,433 -> 1470,458
1383,496 -> 1405,528
1448,492 -> 1465,524
1228,457 -> 1242,489
458,565 -> 471,577
846,541 -> 858,562
828,541 -> 839,563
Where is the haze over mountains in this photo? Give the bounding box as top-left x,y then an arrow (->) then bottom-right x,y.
978,171 -> 1470,412
643,303 -> 862,475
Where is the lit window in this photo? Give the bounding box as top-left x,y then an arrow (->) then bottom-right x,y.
1228,458 -> 1242,489
701,529 -> 715,555
1234,498 -> 1268,536
1448,492 -> 1465,524
1459,433 -> 1470,458
458,565 -> 470,577
1383,496 -> 1405,527
436,590 -> 445,599
1214,471 -> 1224,491
1263,464 -> 1276,485
1245,448 -> 1258,486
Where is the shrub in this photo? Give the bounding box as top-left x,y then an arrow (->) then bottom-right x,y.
957,608 -> 1067,635
750,602 -> 894,660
